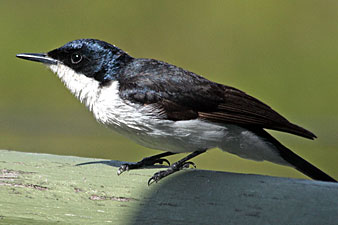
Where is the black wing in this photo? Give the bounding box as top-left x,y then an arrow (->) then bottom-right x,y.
118,58 -> 316,140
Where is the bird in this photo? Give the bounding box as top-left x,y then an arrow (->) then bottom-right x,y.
16,39 -> 336,184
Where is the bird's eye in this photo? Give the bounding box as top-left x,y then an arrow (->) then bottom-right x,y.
71,53 -> 82,64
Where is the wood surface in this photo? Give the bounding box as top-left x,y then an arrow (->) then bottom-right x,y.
0,150 -> 337,225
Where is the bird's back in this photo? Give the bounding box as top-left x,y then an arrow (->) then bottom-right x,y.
118,58 -> 316,140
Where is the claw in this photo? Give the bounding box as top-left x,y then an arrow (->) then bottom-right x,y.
182,161 -> 196,169
155,158 -> 170,166
147,171 -> 165,186
148,177 -> 155,186
117,157 -> 171,177
117,164 -> 129,176
147,161 -> 198,185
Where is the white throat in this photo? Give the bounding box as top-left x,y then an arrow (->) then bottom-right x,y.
48,63 -> 100,111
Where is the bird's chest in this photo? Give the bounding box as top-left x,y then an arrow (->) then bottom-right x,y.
88,82 -> 195,151
91,82 -> 155,136
88,81 -> 226,153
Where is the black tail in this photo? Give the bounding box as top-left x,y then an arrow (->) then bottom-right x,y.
259,129 -> 337,182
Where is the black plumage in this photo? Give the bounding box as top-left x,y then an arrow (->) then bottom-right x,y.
118,58 -> 316,140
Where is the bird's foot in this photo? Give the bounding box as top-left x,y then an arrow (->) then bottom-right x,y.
148,161 -> 196,185
117,157 -> 170,176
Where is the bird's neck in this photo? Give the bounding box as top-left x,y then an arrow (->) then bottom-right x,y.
48,63 -> 101,111
93,52 -> 133,85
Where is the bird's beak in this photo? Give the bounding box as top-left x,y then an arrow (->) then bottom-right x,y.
16,53 -> 58,65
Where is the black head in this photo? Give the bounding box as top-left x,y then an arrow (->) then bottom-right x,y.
48,39 -> 133,83
17,39 -> 133,84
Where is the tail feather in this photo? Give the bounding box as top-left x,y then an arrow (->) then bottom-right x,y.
279,122 -> 317,140
259,129 -> 336,182
278,145 -> 336,182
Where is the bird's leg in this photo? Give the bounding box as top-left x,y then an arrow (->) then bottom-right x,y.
148,150 -> 206,185
117,151 -> 176,175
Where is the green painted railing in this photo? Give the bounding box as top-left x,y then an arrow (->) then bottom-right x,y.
0,150 -> 337,225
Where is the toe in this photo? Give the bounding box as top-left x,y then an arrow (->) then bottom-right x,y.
155,158 -> 170,166
182,161 -> 196,169
117,164 -> 129,175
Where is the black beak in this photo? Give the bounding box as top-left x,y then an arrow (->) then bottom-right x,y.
16,53 -> 57,65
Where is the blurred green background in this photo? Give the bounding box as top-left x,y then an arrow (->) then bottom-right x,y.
1,0 -> 337,180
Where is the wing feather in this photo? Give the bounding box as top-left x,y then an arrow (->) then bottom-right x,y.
119,58 -> 316,139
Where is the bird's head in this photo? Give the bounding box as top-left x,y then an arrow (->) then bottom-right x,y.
17,39 -> 133,85
17,39 -> 133,107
